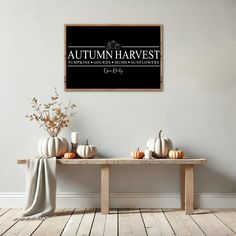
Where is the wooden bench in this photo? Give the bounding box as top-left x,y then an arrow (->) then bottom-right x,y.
17,158 -> 207,215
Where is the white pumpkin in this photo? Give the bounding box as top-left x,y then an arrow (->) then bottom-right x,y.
76,139 -> 97,159
146,130 -> 172,158
38,136 -> 69,157
144,149 -> 152,159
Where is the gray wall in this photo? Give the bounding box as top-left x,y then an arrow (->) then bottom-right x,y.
0,0 -> 235,198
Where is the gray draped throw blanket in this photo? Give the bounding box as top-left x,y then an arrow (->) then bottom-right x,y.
22,156 -> 57,218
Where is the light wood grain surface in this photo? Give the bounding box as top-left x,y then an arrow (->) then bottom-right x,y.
17,157 -> 207,165
163,209 -> 205,236
119,209 -> 147,236
101,165 -> 110,214
1,208 -> 236,235
191,209 -> 235,236
141,209 -> 175,235
184,165 -> 194,214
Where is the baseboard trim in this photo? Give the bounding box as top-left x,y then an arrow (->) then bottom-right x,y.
0,192 -> 235,208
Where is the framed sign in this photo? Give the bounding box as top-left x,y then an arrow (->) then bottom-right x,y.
64,24 -> 163,91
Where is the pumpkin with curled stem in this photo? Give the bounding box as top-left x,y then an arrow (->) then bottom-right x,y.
131,148 -> 145,159
169,148 -> 184,159
146,130 -> 172,158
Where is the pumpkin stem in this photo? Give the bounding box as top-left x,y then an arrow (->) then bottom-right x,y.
86,139 -> 89,145
137,148 -> 139,151
159,130 -> 163,139
176,148 -> 179,151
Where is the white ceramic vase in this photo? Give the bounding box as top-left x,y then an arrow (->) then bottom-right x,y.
38,136 -> 69,157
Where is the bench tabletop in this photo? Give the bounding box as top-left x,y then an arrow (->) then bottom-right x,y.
17,157 -> 207,165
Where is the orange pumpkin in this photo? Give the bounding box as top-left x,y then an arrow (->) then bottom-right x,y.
131,148 -> 145,159
169,148 -> 184,159
64,151 -> 76,159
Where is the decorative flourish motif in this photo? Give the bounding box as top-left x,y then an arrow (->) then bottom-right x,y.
106,40 -> 121,50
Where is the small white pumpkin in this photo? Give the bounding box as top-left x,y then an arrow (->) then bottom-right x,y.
76,139 -> 97,159
38,136 -> 69,157
146,130 -> 172,158
144,149 -> 152,159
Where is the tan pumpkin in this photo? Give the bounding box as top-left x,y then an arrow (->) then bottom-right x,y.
131,148 -> 145,159
169,148 -> 184,159
64,151 -> 76,159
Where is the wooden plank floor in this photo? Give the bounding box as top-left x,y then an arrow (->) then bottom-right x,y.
0,208 -> 236,236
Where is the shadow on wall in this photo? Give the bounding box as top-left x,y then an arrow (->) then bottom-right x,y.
184,148 -> 236,193
195,166 -> 236,193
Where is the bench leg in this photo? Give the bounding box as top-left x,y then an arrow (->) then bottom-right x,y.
180,165 -> 186,210
101,164 -> 110,214
184,165 -> 194,214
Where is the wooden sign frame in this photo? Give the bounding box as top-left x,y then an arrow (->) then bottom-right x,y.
64,24 -> 163,91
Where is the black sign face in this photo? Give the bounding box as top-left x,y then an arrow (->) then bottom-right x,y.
65,25 -> 163,91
